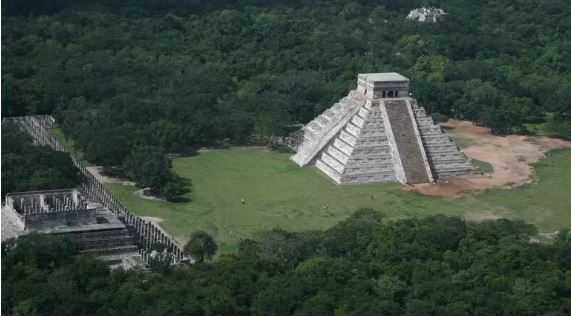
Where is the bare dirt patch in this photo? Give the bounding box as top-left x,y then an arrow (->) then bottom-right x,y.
87,166 -> 134,185
175,236 -> 190,247
141,216 -> 165,225
408,120 -> 571,198
135,188 -> 167,201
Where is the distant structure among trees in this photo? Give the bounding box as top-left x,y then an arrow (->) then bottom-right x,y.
406,7 -> 447,23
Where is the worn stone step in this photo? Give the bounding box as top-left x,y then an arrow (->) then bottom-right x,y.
384,99 -> 430,184
338,130 -> 357,146
344,166 -> 395,174
346,155 -> 393,165
345,122 -> 362,137
82,245 -> 139,256
352,115 -> 365,128
320,152 -> 345,173
358,108 -> 369,118
315,160 -> 341,183
360,130 -> 386,137
333,138 -> 354,156
341,171 -> 395,183
76,236 -> 139,250
355,137 -> 389,146
326,145 -> 350,165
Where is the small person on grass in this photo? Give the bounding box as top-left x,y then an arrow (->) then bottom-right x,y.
241,197 -> 246,204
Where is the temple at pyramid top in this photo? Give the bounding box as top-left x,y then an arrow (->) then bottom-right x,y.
357,72 -> 410,99
291,72 -> 480,185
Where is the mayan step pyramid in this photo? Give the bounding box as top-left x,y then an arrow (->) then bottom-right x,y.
291,72 -> 480,184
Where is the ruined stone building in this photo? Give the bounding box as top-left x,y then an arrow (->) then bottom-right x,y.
291,73 -> 480,184
406,7 -> 447,23
2,115 -> 187,267
2,189 -> 142,269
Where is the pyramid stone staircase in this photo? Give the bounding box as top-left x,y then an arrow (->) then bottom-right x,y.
384,99 -> 432,184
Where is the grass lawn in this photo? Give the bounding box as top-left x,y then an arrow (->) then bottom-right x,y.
525,121 -> 571,140
107,147 -> 571,254
472,159 -> 494,174
442,128 -> 474,149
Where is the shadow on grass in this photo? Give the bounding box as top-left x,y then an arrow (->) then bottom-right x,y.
171,143 -> 235,158
168,196 -> 192,203
164,176 -> 193,203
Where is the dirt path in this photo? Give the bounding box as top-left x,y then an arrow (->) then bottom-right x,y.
135,188 -> 167,201
141,216 -> 164,225
409,120 -> 571,198
87,166 -> 134,185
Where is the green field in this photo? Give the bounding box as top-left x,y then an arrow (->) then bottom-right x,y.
525,121 -> 571,139
442,128 -> 474,149
107,147 -> 571,254
472,159 -> 494,173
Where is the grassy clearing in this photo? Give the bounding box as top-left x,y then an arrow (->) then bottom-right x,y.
472,159 -> 494,173
443,128 -> 474,149
107,147 -> 571,254
525,120 -> 571,139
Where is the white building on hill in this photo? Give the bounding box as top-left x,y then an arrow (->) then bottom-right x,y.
406,7 -> 447,23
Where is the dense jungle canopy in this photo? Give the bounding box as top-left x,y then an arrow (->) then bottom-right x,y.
1,124 -> 80,197
3,211 -> 571,315
3,0 -> 570,152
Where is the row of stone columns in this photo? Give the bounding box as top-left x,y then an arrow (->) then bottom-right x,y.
7,116 -> 186,264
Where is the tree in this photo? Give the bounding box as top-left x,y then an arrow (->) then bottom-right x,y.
1,124 -> 80,196
184,231 -> 217,263
124,146 -> 171,190
85,131 -> 129,174
123,146 -> 189,200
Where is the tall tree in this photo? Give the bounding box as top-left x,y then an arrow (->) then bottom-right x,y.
184,230 -> 218,263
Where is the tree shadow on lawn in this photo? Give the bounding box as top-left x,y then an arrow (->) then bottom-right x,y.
165,176 -> 193,203
170,143 -> 234,158
168,196 -> 192,203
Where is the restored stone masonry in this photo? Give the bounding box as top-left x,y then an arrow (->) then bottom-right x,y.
291,73 -> 480,184
3,115 -> 187,264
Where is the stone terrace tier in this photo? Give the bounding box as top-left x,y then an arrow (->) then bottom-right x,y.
314,101 -> 398,184
410,100 -> 481,179
291,90 -> 366,166
45,208 -> 141,267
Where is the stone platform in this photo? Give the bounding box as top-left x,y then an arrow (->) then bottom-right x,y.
2,189 -> 142,268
